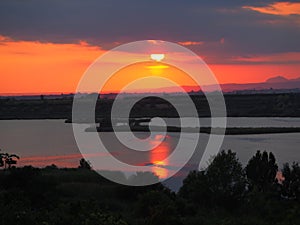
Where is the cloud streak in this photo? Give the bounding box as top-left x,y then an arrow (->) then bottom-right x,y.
178,41 -> 204,46
243,2 -> 300,16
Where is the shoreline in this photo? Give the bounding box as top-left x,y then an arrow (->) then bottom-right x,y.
86,126 -> 300,135
3,114 -> 300,122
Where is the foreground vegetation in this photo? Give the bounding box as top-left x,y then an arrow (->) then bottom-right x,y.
0,150 -> 299,225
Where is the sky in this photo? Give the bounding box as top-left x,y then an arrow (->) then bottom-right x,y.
1,0 -> 300,94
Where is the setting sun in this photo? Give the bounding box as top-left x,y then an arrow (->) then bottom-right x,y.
150,53 -> 165,62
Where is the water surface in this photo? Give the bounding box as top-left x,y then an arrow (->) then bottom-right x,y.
0,118 -> 299,190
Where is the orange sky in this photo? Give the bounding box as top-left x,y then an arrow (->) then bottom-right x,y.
101,62 -> 198,93
0,36 -> 104,94
1,35 -> 300,94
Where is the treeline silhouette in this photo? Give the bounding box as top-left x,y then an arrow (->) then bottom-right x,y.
0,149 -> 20,169
0,150 -> 299,225
1,93 -> 300,120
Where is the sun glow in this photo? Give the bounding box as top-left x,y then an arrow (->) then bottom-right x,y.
150,54 -> 165,62
146,65 -> 169,69
100,61 -> 198,93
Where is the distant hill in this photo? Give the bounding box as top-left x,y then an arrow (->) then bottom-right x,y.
266,76 -> 289,83
129,76 -> 300,93
217,76 -> 300,92
291,77 -> 300,82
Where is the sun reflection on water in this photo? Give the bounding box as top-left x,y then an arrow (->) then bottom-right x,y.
149,134 -> 171,179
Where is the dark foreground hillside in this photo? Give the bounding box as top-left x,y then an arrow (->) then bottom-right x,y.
0,150 -> 299,225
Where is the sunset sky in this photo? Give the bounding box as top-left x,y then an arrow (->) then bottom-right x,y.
1,0 -> 300,94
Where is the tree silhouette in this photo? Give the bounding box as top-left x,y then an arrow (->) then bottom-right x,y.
179,150 -> 246,209
78,158 -> 91,170
246,151 -> 278,192
178,170 -> 210,208
0,149 -> 20,169
281,162 -> 300,201
206,150 -> 246,207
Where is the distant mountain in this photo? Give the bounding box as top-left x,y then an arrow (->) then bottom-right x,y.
291,77 -> 300,82
214,76 -> 300,92
129,76 -> 300,93
266,76 -> 289,83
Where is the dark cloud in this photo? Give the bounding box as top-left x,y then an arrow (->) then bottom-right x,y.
0,0 -> 299,63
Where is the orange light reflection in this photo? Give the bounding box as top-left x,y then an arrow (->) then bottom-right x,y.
149,134 -> 171,179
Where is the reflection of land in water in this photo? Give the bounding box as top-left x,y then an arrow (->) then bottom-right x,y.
85,118 -> 300,135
